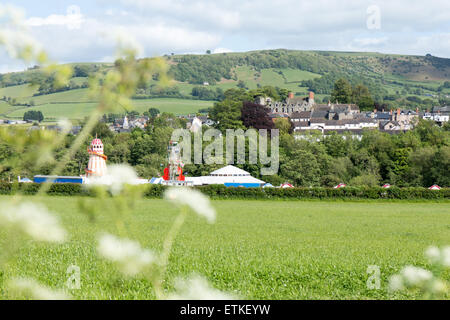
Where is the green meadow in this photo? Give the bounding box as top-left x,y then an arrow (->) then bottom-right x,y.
5,98 -> 214,120
1,196 -> 449,299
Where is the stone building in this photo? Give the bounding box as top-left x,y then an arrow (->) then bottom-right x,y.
257,92 -> 315,115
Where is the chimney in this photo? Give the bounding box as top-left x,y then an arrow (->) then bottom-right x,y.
288,92 -> 294,99
308,91 -> 314,105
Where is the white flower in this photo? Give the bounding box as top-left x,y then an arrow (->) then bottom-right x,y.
97,233 -> 155,276
388,275 -> 404,292
87,164 -> 138,195
430,279 -> 447,295
0,202 -> 67,242
113,28 -> 144,58
164,188 -> 216,223
425,246 -> 441,264
401,266 -> 433,287
167,275 -> 236,300
0,4 -> 26,27
57,118 -> 72,132
425,246 -> 450,267
8,277 -> 70,300
442,247 -> 450,267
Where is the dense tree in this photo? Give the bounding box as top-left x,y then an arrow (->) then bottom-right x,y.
241,102 -> 274,130
273,118 -> 293,134
331,78 -> 353,103
210,99 -> 245,131
23,110 -> 44,122
352,84 -> 374,110
147,108 -> 160,118
280,149 -> 321,186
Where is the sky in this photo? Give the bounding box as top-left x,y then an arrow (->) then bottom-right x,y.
1,0 -> 449,73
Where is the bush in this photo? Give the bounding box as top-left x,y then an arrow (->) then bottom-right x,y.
0,182 -> 91,196
0,181 -> 448,200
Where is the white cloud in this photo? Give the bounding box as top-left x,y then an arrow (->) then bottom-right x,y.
353,37 -> 389,46
1,0 -> 450,72
213,48 -> 233,54
26,5 -> 83,30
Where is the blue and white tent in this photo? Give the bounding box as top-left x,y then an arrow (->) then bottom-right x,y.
185,165 -> 265,187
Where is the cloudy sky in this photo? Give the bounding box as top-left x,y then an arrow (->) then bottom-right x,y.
1,0 -> 449,73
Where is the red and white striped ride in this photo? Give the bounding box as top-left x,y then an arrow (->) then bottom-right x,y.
85,138 -> 108,177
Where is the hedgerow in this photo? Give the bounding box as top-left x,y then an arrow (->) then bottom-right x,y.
1,182 -> 447,200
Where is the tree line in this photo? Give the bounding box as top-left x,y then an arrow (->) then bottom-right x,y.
1,85 -> 448,187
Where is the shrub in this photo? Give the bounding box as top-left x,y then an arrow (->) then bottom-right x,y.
0,181 -> 448,200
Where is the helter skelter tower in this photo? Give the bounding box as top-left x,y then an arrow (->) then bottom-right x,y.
85,137 -> 108,177
162,140 -> 185,183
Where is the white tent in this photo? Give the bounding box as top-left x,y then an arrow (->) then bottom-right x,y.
186,165 -> 265,187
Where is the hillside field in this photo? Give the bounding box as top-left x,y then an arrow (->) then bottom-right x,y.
4,97 -> 214,120
1,196 -> 449,299
1,49 -> 448,120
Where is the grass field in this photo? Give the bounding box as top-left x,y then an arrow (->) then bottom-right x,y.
5,98 -> 214,120
1,196 -> 449,300
0,84 -> 39,100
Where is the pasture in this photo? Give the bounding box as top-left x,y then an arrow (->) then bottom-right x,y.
5,98 -> 214,120
0,196 -> 449,299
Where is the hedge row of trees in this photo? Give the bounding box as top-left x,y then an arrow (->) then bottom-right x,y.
1,182 -> 448,200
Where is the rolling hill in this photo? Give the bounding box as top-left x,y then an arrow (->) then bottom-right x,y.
0,50 -> 449,121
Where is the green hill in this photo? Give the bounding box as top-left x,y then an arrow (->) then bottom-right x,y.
0,50 -> 449,120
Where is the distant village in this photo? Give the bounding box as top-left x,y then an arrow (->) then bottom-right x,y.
105,92 -> 449,136
0,91 -> 449,136
260,91 -> 449,135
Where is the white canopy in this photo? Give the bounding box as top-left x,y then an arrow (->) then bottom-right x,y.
210,165 -> 251,176
185,165 -> 265,186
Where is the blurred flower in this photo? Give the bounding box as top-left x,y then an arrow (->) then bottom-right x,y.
388,275 -> 404,292
430,279 -> 447,295
425,246 -> 450,267
8,277 -> 70,300
0,29 -> 42,61
164,188 -> 216,223
401,266 -> 433,286
443,247 -> 450,267
0,202 -> 67,242
389,265 -> 436,294
86,164 -> 138,195
57,118 -> 72,133
425,246 -> 441,264
97,233 -> 155,276
167,275 -> 236,300
113,28 -> 144,58
0,4 -> 26,27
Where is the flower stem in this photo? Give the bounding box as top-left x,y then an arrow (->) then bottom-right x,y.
154,207 -> 187,299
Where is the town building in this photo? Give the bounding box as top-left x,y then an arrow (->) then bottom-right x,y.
422,106 -> 450,125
